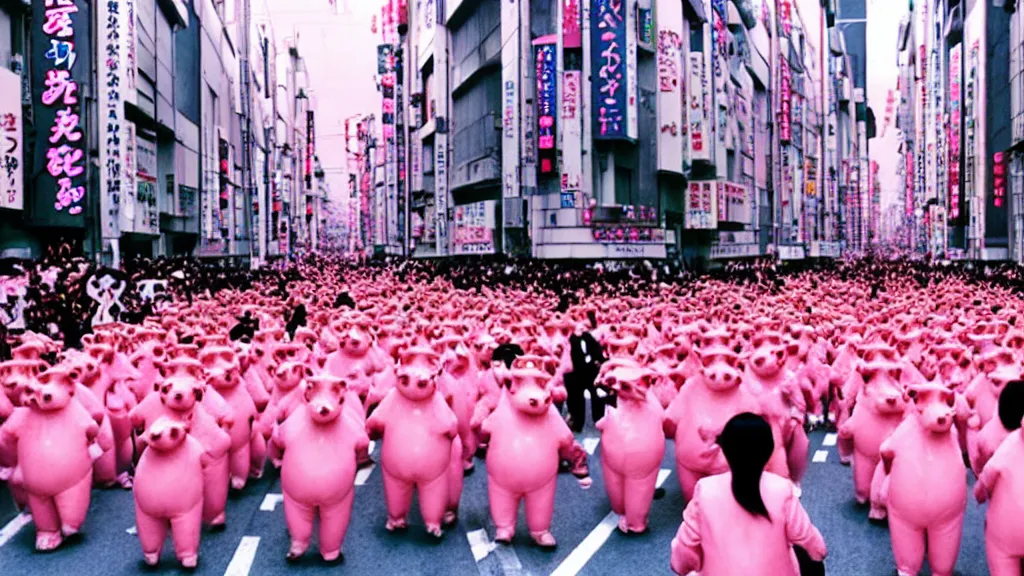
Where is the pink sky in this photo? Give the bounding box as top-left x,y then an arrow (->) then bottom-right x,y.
260,0 -> 384,206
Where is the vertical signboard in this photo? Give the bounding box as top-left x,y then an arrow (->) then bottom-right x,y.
0,69 -> 23,211
948,43 -> 961,223
591,0 -> 631,140
688,52 -> 708,160
779,58 -> 791,143
685,181 -> 718,229
535,41 -> 557,175
32,0 -> 90,225
136,133 -> 159,235
124,0 -> 137,106
563,0 -> 582,48
561,70 -> 583,199
434,33 -> 450,253
121,123 -> 137,232
656,0 -> 683,173
99,0 -> 125,240
306,110 -> 315,191
502,0 -> 521,211
624,0 -> 639,140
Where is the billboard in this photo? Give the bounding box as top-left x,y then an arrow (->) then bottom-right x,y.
453,202 -> 496,254
948,43 -> 961,223
656,0 -> 683,173
779,58 -> 791,143
561,71 -> 583,198
99,0 -> 128,239
31,0 -> 91,226
501,0 -> 520,205
535,41 -> 557,174
591,0 -> 632,140
685,181 -> 718,229
0,69 -> 23,211
688,52 -> 709,160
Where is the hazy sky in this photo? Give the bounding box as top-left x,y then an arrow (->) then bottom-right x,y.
260,0 -> 384,204
864,0 -> 905,213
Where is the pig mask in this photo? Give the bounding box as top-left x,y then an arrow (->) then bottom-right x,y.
26,367 -> 77,411
504,362 -> 553,416
907,384 -> 957,434
859,363 -> 908,415
698,347 -> 745,392
303,376 -> 347,424
158,377 -> 204,412
396,365 -> 440,402
747,332 -> 793,378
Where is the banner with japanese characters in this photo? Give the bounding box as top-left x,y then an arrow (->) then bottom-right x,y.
0,69 -> 23,211
688,52 -> 709,161
948,43 -> 961,223
656,0 -> 683,173
561,71 -> 583,201
452,201 -> 496,255
31,0 -> 91,226
591,0 -> 632,140
535,41 -> 557,175
501,0 -> 521,201
685,181 -> 718,229
120,123 -> 137,233
99,0 -> 127,239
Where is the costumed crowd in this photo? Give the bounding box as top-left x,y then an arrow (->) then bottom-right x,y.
1,245 -> 1023,575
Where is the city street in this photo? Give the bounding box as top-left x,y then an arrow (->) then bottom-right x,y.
0,425 -> 989,576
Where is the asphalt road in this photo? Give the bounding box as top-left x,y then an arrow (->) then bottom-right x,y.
0,424 -> 993,576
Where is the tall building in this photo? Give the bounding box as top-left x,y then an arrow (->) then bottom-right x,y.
367,0 -> 865,265
896,0 -> 1013,260
0,0 -> 331,265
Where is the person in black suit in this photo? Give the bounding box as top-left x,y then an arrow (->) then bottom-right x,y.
564,330 -> 607,433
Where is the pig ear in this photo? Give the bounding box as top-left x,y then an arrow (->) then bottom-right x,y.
155,361 -> 169,379
304,366 -> 313,379
193,384 -> 204,402
734,358 -> 746,373
642,373 -> 658,389
941,389 -> 956,408
888,366 -> 902,382
81,334 -> 94,346
906,387 -> 919,402
786,342 -> 800,357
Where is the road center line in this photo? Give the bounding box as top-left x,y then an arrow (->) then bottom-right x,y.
581,437 -> 600,455
0,513 -> 31,548
550,469 -> 673,576
822,433 -> 837,447
813,450 -> 829,463
259,493 -> 284,512
224,536 -> 260,576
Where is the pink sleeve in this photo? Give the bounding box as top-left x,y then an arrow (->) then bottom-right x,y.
670,483 -> 704,574
977,446 -> 1004,494
784,490 -> 827,561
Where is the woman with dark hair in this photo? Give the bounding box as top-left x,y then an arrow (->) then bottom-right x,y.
670,413 -> 827,576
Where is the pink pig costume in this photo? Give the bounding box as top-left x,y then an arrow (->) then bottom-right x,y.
975,423 -> 1024,576
595,362 -> 665,534
271,375 -> 368,562
0,366 -> 108,551
367,347 -> 463,534
133,416 -> 210,568
878,383 -> 967,576
479,360 -> 589,547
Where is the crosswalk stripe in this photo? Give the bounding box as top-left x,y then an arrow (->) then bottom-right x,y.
355,463 -> 376,486
549,469 -> 673,576
0,513 -> 31,548
813,450 -> 829,463
822,433 -> 837,447
259,493 -> 284,512
224,536 -> 260,576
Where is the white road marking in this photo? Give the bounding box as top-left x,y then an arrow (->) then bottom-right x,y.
355,463 -> 376,486
0,513 -> 31,548
466,528 -> 496,562
582,437 -> 600,455
822,433 -> 837,447
126,525 -> 137,535
550,469 -> 673,576
583,390 -> 591,400
224,536 -> 260,576
259,493 -> 284,512
813,450 -> 829,463
369,440 -> 377,454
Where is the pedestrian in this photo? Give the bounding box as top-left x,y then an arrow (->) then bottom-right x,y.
670,412 -> 827,576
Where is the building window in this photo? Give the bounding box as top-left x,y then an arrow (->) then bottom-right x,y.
615,167 -> 633,206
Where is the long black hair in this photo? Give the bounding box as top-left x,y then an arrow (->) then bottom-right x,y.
998,381 -> 1024,431
717,412 -> 774,520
